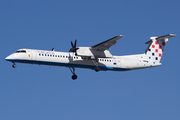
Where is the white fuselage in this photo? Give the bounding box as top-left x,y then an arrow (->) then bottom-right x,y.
5,49 -> 161,71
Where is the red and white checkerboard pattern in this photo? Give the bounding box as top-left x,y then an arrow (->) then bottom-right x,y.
146,39 -> 166,62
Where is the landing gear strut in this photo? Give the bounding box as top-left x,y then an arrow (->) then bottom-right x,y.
92,59 -> 100,72
69,67 -> 77,80
12,62 -> 16,68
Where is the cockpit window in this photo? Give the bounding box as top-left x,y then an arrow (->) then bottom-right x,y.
15,50 -> 26,53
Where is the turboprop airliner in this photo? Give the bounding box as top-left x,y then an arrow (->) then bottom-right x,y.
5,34 -> 175,80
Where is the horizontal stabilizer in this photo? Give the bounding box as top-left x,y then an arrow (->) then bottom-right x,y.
156,34 -> 176,40
145,34 -> 176,44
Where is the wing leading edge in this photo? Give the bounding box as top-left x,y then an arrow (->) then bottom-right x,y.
90,35 -> 123,51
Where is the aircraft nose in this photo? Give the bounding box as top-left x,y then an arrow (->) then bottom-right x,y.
5,54 -> 14,61
5,55 -> 10,61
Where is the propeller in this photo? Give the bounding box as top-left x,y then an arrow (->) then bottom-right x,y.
69,39 -> 79,53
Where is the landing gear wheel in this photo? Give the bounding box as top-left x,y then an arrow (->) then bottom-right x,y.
69,67 -> 78,80
12,64 -> 16,68
95,66 -> 100,72
72,74 -> 77,80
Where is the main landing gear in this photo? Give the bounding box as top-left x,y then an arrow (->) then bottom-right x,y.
92,59 -> 100,72
68,58 -> 100,80
69,67 -> 77,80
95,66 -> 100,72
12,62 -> 16,68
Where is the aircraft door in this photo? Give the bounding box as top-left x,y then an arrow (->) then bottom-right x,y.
117,59 -> 121,67
31,50 -> 37,60
24,50 -> 31,60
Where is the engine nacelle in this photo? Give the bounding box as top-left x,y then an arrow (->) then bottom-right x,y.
76,47 -> 113,58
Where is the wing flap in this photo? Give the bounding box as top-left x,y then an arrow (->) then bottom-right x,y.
91,35 -> 123,51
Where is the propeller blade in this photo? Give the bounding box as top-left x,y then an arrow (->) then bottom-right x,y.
71,41 -> 74,48
74,39 -> 77,48
69,39 -> 78,53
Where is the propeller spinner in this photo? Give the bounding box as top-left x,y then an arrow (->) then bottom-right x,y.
69,39 -> 79,53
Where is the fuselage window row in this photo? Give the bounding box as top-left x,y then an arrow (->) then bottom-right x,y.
39,54 -> 79,59
99,59 -> 112,62
38,54 -> 112,62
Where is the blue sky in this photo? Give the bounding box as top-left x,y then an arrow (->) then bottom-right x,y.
1,0 -> 180,120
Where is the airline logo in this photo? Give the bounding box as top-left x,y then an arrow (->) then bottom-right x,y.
147,40 -> 166,61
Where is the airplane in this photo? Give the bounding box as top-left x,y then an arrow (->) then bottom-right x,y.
5,34 -> 176,80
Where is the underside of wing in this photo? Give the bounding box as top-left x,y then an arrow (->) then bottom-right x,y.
90,35 -> 123,51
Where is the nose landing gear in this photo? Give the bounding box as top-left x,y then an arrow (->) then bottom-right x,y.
12,62 -> 16,68
72,74 -> 77,80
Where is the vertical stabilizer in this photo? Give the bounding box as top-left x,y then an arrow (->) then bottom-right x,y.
144,34 -> 176,63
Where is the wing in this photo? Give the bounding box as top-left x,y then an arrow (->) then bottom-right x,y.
90,35 -> 123,51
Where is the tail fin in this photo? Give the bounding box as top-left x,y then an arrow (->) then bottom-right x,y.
144,34 -> 176,63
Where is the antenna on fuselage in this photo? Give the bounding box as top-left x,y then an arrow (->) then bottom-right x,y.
52,47 -> 54,51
